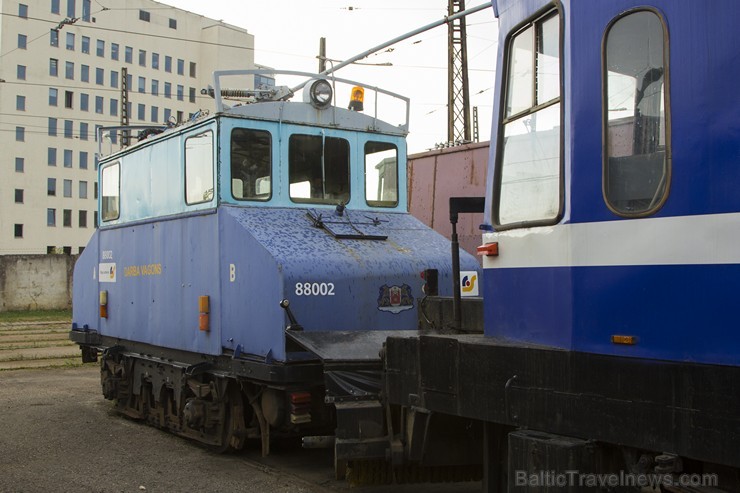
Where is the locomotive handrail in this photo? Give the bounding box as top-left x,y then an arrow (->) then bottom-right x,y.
209,69 -> 411,133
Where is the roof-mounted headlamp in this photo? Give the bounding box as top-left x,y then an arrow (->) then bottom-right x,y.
303,79 -> 333,109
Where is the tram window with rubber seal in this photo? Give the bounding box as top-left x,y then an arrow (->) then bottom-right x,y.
100,162 -> 120,221
288,134 -> 350,204
603,9 -> 670,216
495,10 -> 561,228
231,128 -> 271,201
365,141 -> 398,207
184,131 -> 214,205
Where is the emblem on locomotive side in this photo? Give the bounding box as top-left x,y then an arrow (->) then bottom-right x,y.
377,284 -> 414,313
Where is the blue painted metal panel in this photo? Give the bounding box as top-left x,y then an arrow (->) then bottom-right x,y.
219,206 -> 479,362
484,264 -> 740,366
72,230 -> 100,332
94,211 -> 222,356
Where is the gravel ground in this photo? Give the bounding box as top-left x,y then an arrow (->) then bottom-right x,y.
0,366 -> 480,493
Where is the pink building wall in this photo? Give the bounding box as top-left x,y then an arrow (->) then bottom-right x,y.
407,141 -> 489,259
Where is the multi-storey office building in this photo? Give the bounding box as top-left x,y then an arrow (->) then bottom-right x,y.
0,0 -> 255,254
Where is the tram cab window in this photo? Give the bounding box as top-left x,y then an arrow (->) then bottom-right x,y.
231,129 -> 271,201
101,162 -> 120,221
495,11 -> 561,227
184,131 -> 214,205
604,10 -> 669,216
365,142 -> 398,207
289,134 -> 350,204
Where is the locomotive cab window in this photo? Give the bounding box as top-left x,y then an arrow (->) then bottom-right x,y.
289,134 -> 350,204
604,10 -> 670,216
101,162 -> 120,221
365,142 -> 398,207
184,131 -> 214,205
231,128 -> 271,201
495,11 -> 561,227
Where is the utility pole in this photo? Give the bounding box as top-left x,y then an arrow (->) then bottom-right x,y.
121,67 -> 129,147
318,37 -> 327,73
448,0 -> 471,144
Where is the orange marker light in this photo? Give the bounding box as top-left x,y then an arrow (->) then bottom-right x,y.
477,242 -> 499,257
199,295 -> 210,332
611,335 -> 637,345
348,86 -> 364,112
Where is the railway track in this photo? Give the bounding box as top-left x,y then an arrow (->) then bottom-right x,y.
0,320 -> 83,370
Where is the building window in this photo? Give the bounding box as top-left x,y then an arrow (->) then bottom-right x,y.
151,79 -> 159,96
151,106 -> 159,122
95,96 -> 103,114
82,0 -> 90,21
94,181 -> 98,198
138,76 -> 145,93
15,189 -> 24,204
17,95 -> 26,111
15,224 -> 24,238
139,49 -> 146,67
177,85 -> 184,101
79,210 -> 88,228
48,178 -> 57,196
96,67 -> 104,85
65,61 -> 74,79
164,56 -> 172,73
50,29 -> 59,47
67,0 -> 75,17
152,52 -> 159,70
17,65 -> 26,80
80,122 -> 88,140
185,131 -> 214,205
16,127 -> 25,142
16,157 -> 25,172
50,58 -> 59,76
139,9 -> 150,21
80,93 -> 89,111
79,181 -> 88,199
94,211 -> 98,228
64,90 -> 73,108
51,0 -> 60,14
110,70 -> 118,88
63,179 -> 72,197
96,39 -> 104,57
64,149 -> 73,168
189,87 -> 196,103
164,108 -> 171,122
110,99 -> 118,116
48,118 -> 57,136
80,151 -> 88,169
111,43 -> 119,60
81,36 -> 90,53
19,4 -> 29,18
137,103 -> 145,120
169,18 -> 177,29
189,62 -> 196,78
48,209 -> 56,226
63,209 -> 72,227
125,46 -> 133,63
48,147 -> 57,166
18,34 -> 27,50
495,10 -> 561,227
81,64 -> 89,82
177,58 -> 184,75
604,10 -> 670,216
101,163 -> 120,221
64,120 -> 73,138
66,32 -> 74,50
164,82 -> 172,99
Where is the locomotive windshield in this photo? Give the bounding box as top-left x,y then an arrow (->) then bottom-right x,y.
231,128 -> 272,201
365,142 -> 398,207
289,134 -> 350,204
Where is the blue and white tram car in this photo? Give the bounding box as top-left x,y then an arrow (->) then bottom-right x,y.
70,70 -> 480,454
384,0 -> 740,490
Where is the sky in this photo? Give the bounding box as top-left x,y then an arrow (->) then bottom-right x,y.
154,0 -> 499,154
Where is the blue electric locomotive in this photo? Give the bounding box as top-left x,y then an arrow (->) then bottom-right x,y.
382,0 -> 740,491
70,70 -> 480,455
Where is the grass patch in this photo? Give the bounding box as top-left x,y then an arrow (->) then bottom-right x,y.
0,309 -> 72,323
